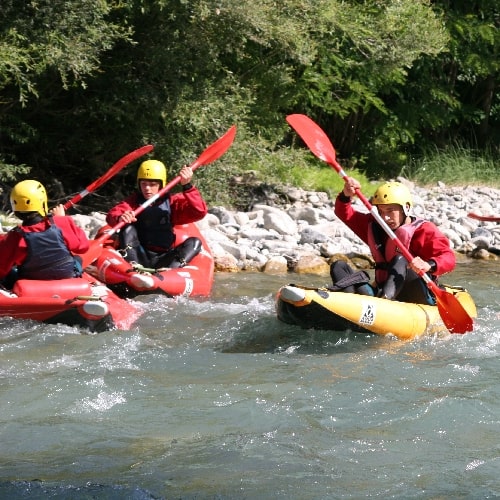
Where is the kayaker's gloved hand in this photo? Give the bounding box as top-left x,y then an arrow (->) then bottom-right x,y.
119,210 -> 137,224
179,165 -> 194,185
409,256 -> 433,275
342,176 -> 361,198
50,204 -> 66,217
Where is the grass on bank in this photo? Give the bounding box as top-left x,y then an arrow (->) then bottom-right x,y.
401,145 -> 500,188
202,142 -> 499,209
1,136 -> 497,213
202,143 -> 376,208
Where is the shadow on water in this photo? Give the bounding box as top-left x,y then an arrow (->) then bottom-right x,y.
217,314 -> 390,355
209,272 -> 414,355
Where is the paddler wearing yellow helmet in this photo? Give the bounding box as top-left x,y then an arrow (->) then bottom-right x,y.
0,179 -> 89,288
330,177 -> 456,304
105,159 -> 208,270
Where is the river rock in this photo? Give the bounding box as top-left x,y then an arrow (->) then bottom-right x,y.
294,254 -> 331,275
263,256 -> 288,274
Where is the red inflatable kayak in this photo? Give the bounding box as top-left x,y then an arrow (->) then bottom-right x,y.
86,222 -> 214,298
0,272 -> 142,332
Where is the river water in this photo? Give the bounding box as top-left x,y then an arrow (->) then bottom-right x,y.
0,261 -> 498,499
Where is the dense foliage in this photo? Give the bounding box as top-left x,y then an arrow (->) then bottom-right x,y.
0,0 -> 498,210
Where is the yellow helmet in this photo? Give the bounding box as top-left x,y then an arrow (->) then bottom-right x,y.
371,181 -> 412,216
137,160 -> 167,188
10,180 -> 48,216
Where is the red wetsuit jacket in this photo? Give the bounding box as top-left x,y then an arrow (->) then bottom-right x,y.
0,216 -> 89,280
334,193 -> 456,276
106,186 -> 207,227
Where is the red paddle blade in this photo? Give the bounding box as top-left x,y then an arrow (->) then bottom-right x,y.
190,125 -> 237,170
431,286 -> 474,334
87,144 -> 154,191
64,144 -> 154,210
286,114 -> 337,164
153,125 -> 237,197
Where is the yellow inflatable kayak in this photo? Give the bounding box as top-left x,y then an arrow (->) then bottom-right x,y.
276,284 -> 477,340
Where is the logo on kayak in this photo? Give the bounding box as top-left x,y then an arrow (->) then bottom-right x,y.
177,273 -> 194,296
359,302 -> 375,325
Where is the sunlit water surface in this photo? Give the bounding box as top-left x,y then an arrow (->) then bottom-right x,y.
0,262 -> 498,499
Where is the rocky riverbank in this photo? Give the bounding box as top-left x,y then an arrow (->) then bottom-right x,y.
197,180 -> 500,274
2,179 -> 499,276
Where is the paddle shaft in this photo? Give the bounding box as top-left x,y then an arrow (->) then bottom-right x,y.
467,213 -> 500,222
95,168 -> 198,243
63,144 -> 154,210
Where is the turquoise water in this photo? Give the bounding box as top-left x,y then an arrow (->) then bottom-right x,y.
0,261 -> 498,499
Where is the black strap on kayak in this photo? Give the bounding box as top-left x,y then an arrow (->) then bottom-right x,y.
329,270 -> 371,291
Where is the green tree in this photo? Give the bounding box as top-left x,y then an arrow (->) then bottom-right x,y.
347,0 -> 500,174
423,0 -> 500,148
0,0 -> 497,209
0,0 -> 130,186
289,0 -> 450,175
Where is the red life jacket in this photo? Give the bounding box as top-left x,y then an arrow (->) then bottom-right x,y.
367,218 -> 426,285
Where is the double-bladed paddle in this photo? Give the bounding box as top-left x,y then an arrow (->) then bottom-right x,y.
63,144 -> 154,210
286,113 -> 473,334
81,125 -> 237,268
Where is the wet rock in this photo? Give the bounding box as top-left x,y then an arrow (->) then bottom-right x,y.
293,254 -> 331,275
263,256 -> 288,274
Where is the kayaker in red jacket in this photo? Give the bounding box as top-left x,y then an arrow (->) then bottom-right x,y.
106,159 -> 207,269
0,180 -> 89,287
331,177 -> 456,304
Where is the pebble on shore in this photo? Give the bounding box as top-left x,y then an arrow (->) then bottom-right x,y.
1,179 -> 499,276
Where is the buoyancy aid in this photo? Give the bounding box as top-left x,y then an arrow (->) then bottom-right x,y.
367,218 -> 427,285
16,217 -> 78,280
135,196 -> 175,251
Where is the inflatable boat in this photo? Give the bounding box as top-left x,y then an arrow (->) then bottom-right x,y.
276,284 -> 477,340
85,222 -> 214,298
0,272 -> 142,332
